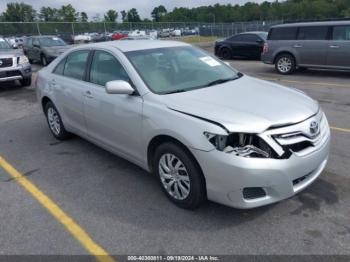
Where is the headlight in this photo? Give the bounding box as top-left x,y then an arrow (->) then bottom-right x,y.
18,55 -> 29,65
204,132 -> 273,158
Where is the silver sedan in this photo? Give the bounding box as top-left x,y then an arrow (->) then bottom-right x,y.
36,40 -> 330,209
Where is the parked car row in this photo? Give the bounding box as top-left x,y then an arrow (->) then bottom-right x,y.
215,20 -> 350,74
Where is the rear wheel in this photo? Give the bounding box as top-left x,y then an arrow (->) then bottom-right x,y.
275,54 -> 296,74
44,101 -> 71,140
20,77 -> 31,87
153,142 -> 206,209
220,47 -> 231,60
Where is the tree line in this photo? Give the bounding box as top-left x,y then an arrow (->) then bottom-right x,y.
0,1 -> 349,23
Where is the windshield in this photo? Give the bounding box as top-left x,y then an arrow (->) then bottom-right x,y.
0,38 -> 11,49
126,46 -> 240,94
39,37 -> 66,47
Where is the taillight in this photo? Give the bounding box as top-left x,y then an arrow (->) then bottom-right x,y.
263,43 -> 269,54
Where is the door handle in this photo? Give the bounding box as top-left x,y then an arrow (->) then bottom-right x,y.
293,44 -> 302,48
85,90 -> 93,98
329,45 -> 339,48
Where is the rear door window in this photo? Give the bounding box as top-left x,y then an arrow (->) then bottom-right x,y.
63,50 -> 90,81
332,25 -> 350,40
242,34 -> 261,42
297,26 -> 329,40
268,27 -> 297,40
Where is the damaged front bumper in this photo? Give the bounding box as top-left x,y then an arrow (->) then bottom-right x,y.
191,110 -> 331,209
192,134 -> 329,209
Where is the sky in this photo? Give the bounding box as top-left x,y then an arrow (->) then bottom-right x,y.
0,0 -> 259,20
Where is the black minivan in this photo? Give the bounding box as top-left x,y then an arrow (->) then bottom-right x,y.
261,21 -> 350,74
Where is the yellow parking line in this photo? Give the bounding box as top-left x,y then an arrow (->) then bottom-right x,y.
260,76 -> 350,88
0,156 -> 116,262
331,126 -> 350,133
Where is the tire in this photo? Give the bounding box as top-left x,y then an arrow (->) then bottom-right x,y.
275,53 -> 296,75
44,101 -> 71,140
220,47 -> 231,60
153,142 -> 206,209
20,77 -> 31,87
41,54 -> 48,66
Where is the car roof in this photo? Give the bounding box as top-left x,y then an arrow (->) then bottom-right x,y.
239,31 -> 267,35
72,40 -> 190,52
272,20 -> 350,28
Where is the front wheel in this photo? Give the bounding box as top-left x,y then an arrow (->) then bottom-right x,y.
275,54 -> 296,74
154,142 -> 206,209
44,101 -> 71,140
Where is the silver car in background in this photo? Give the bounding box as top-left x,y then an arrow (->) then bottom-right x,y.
36,40 -> 330,209
262,21 -> 350,74
0,37 -> 32,86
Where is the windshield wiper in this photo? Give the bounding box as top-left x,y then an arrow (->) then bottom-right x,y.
204,75 -> 241,87
162,89 -> 187,95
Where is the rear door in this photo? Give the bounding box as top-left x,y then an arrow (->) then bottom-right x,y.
50,50 -> 90,135
296,26 -> 330,66
242,34 -> 265,58
326,25 -> 350,69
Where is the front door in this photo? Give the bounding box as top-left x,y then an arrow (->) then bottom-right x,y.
83,50 -> 143,162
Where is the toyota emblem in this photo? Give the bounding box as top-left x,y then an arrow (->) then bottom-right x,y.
310,121 -> 319,136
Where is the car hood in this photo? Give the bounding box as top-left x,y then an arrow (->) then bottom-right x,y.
162,75 -> 318,133
0,49 -> 23,58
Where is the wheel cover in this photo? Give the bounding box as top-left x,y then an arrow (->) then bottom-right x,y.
158,153 -> 191,200
47,107 -> 61,135
277,57 -> 292,73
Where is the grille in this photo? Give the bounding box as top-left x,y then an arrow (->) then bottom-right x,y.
0,70 -> 21,78
243,187 -> 266,200
0,58 -> 13,68
263,110 -> 329,157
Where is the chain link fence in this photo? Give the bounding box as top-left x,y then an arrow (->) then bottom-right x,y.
0,20 -> 284,38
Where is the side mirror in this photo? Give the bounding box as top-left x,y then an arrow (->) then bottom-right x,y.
33,44 -> 40,48
256,39 -> 264,44
105,80 -> 134,95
